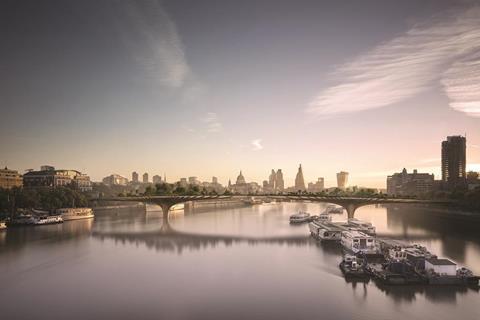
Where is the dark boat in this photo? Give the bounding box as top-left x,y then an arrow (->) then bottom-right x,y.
339,254 -> 368,278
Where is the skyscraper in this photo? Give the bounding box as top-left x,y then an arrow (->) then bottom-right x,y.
268,169 -> 276,190
336,171 -> 349,189
276,169 -> 284,192
143,172 -> 149,183
295,164 -> 306,191
442,135 -> 466,188
132,171 -> 139,183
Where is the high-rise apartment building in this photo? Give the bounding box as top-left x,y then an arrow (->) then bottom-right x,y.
442,135 -> 466,188
143,172 -> 149,183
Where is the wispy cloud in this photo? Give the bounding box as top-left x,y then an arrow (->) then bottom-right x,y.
307,6 -> 480,118
419,158 -> 441,164
251,139 -> 263,151
202,112 -> 223,133
115,0 -> 190,88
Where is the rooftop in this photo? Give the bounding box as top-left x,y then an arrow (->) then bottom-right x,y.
426,258 -> 456,266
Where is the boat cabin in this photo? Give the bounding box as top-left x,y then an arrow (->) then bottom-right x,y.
341,231 -> 377,254
425,258 -> 457,276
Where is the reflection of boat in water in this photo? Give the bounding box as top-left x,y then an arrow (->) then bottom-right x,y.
290,211 -> 311,224
56,208 -> 94,221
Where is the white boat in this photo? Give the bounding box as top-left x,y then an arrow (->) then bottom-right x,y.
341,231 -> 378,254
289,211 -> 311,223
0,221 -> 6,230
326,205 -> 343,214
316,212 -> 332,223
347,218 -> 376,235
33,215 -> 63,225
309,220 -> 344,241
56,208 -> 94,221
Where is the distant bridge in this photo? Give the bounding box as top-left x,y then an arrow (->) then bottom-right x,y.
96,195 -> 451,219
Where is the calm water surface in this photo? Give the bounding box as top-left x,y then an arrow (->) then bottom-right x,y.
1,203 -> 479,320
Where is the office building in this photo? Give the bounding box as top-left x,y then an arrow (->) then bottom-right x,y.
294,164 -> 306,191
143,172 -> 149,184
337,171 -> 349,189
276,169 -> 284,192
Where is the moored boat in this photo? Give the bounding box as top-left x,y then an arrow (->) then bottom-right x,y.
316,212 -> 332,223
289,211 -> 311,224
339,254 -> 368,278
33,215 -> 63,225
0,220 -> 6,230
56,208 -> 94,221
6,214 -> 36,226
347,218 -> 376,235
341,231 -> 378,255
326,205 -> 343,214
309,220 -> 344,241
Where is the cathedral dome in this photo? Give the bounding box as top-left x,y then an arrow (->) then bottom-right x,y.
236,171 -> 246,185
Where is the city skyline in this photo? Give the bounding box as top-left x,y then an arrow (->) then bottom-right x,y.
1,0 -> 480,188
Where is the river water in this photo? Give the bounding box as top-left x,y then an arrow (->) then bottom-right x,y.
1,202 -> 479,320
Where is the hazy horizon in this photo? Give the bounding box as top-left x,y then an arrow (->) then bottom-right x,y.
1,0 -> 479,188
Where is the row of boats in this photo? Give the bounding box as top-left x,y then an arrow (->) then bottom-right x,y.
289,207 -> 479,287
1,208 -> 94,228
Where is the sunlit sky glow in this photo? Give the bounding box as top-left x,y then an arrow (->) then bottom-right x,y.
1,0 -> 479,188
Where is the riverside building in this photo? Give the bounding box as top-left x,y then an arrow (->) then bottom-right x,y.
0,167 -> 23,189
24,166 -> 92,191
386,168 -> 434,196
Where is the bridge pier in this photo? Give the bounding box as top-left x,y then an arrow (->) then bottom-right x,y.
345,204 -> 359,219
152,201 -> 176,221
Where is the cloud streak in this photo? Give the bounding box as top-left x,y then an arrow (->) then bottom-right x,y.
308,6 -> 480,118
251,139 -> 263,151
115,0 -> 190,88
202,112 -> 223,133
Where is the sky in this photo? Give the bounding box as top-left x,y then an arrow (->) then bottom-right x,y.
1,0 -> 480,188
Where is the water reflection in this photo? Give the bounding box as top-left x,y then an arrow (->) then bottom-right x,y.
1,203 -> 479,320
93,218 -> 313,254
0,219 -> 93,253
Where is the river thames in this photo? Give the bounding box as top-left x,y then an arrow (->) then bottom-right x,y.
1,202 -> 479,320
